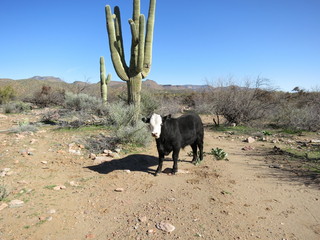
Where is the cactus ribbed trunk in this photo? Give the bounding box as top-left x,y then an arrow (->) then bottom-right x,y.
127,74 -> 142,108
100,56 -> 111,104
104,0 -> 156,117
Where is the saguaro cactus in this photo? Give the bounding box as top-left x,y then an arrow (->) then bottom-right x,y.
105,0 -> 156,113
100,56 -> 111,104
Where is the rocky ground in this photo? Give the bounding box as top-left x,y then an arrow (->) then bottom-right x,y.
0,112 -> 319,240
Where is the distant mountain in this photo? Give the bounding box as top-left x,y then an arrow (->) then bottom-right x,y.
0,76 -> 208,100
29,76 -> 64,82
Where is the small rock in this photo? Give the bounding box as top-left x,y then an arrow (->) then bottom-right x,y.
103,149 -> 113,155
17,180 -> 28,185
85,233 -> 96,239
41,161 -> 48,164
53,185 -> 66,190
156,221 -> 175,233
114,188 -> 124,192
0,168 -> 11,177
48,209 -> 56,214
69,149 -> 81,155
139,216 -> 147,222
147,229 -> 154,235
246,137 -> 255,143
5,171 -> 14,176
69,181 -> 79,187
89,153 -> 97,159
241,146 -> 254,151
9,199 -> 24,208
114,148 -> 121,153
0,203 -> 8,211
79,144 -> 85,149
123,169 -> 131,173
93,156 -> 113,165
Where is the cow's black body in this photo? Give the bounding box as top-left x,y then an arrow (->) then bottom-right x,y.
145,113 -> 204,175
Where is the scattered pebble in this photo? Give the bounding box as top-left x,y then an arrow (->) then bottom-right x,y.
9,199 -> 24,208
246,137 -> 255,143
53,185 -> 66,191
48,209 -> 56,214
139,216 -> 147,222
241,146 -> 255,151
69,181 -> 79,187
0,203 -> 8,211
114,188 -> 124,192
156,221 -> 175,233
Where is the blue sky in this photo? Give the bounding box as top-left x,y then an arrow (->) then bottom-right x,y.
1,0 -> 319,91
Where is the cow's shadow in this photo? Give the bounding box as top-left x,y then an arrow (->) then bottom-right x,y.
85,154 -> 159,175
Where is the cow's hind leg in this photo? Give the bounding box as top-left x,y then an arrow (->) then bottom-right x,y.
191,142 -> 198,163
172,148 -> 180,174
198,138 -> 204,162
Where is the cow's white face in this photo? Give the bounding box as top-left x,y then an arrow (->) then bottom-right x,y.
149,113 -> 162,139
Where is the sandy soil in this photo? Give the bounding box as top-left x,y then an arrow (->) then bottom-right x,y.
0,112 -> 319,240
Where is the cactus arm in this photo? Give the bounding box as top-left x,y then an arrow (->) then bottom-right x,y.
142,0 -> 156,77
100,56 -> 108,103
137,14 -> 145,73
105,5 -> 129,81
106,74 -> 111,84
100,56 -> 106,85
114,6 -> 126,61
133,0 -> 140,24
128,19 -> 139,46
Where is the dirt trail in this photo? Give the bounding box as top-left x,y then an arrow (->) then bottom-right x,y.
0,113 -> 319,240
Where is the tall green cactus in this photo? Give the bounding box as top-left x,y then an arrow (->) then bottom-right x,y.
100,56 -> 111,104
105,0 -> 156,112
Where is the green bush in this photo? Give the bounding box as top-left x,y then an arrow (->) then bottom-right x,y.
140,91 -> 159,116
10,119 -> 38,133
64,92 -> 107,116
0,185 -> 9,201
29,85 -> 65,107
106,101 -> 151,146
0,86 -> 16,104
3,101 -> 32,113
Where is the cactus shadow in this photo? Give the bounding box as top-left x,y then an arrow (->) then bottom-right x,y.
85,154 -> 159,175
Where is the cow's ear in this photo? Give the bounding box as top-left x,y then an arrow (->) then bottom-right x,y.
162,114 -> 171,122
142,117 -> 150,123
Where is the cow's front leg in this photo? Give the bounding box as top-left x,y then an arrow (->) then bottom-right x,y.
172,148 -> 180,174
155,153 -> 164,176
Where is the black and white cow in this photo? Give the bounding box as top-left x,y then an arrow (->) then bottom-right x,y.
142,113 -> 204,175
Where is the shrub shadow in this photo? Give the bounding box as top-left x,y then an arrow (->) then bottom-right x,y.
85,154 -> 159,175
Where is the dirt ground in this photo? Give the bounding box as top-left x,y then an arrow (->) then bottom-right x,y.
0,112 -> 319,240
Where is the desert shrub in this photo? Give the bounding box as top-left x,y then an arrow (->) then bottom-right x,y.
64,92 -> 107,115
196,78 -> 276,125
0,86 -> 16,104
29,85 -> 65,107
273,92 -> 320,131
0,184 -> 9,201
86,134 -> 119,154
140,91 -> 159,117
106,101 -> 151,146
10,119 -> 38,133
3,101 -> 32,113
